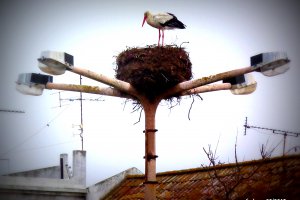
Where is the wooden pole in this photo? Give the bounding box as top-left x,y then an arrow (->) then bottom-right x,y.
141,98 -> 160,200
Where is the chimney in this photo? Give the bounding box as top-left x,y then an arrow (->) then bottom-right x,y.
72,150 -> 86,186
59,153 -> 69,179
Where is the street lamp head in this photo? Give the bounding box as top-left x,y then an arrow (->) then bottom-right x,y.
223,73 -> 257,95
38,51 -> 74,75
16,73 -> 53,96
251,52 -> 290,77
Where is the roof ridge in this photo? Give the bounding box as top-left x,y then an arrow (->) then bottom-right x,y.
125,154 -> 300,179
6,165 -> 60,176
158,154 -> 300,176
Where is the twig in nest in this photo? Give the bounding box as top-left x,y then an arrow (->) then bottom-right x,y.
180,41 -> 189,48
168,98 -> 180,113
188,96 -> 195,121
196,94 -> 203,101
130,101 -> 143,125
161,73 -> 169,82
131,102 -> 141,113
122,99 -> 130,111
133,107 -> 143,125
188,94 -> 203,120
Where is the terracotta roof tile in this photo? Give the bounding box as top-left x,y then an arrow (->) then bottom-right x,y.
103,155 -> 300,199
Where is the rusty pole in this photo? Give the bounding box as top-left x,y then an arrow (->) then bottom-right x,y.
141,98 -> 160,200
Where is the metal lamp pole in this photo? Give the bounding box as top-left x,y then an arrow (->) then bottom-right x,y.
17,51 -> 289,200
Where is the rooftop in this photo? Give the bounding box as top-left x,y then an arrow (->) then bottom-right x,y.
103,154 -> 300,199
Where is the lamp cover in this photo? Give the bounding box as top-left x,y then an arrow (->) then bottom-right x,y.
16,73 -> 53,96
251,52 -> 289,77
38,51 -> 74,75
223,73 -> 257,95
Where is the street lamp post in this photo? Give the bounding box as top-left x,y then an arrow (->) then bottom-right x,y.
17,51 -> 289,200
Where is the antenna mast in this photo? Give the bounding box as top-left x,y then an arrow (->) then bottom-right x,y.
51,77 -> 85,150
79,75 -> 83,151
244,117 -> 300,155
52,84 -> 103,151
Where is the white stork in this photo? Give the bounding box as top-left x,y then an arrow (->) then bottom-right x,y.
142,11 -> 186,46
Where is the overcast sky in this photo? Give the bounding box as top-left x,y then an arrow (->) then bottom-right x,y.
0,0 -> 299,186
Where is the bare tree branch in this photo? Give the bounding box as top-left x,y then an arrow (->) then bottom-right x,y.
201,135 -> 281,200
260,138 -> 281,159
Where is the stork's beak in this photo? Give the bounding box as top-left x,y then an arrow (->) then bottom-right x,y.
142,16 -> 147,27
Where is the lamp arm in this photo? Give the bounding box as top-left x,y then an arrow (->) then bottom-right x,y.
46,82 -> 135,99
38,57 -> 138,97
67,67 -> 138,97
180,83 -> 232,96
163,66 -> 254,98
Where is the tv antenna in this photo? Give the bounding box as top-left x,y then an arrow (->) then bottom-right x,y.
51,76 -> 104,151
0,109 -> 25,114
244,117 -> 300,156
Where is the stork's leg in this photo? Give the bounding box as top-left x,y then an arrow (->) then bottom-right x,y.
158,29 -> 161,46
162,30 -> 164,46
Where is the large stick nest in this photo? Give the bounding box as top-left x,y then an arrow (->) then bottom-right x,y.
115,45 -> 192,101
